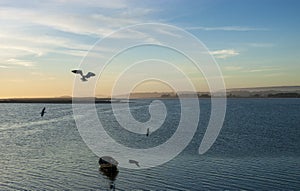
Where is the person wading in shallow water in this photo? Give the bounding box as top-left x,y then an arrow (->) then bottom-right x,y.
40,107 -> 46,117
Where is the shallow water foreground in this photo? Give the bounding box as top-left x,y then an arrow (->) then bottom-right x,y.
0,99 -> 299,190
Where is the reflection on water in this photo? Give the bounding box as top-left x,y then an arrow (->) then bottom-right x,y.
99,167 -> 119,190
0,99 -> 300,190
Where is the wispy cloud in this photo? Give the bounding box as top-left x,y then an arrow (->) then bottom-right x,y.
53,0 -> 128,9
247,43 -> 274,48
0,65 -> 10,69
210,49 -> 239,59
264,73 -> 284,77
248,67 -> 281,73
224,66 -> 242,71
154,28 -> 182,38
0,5 -> 152,37
0,0 -> 128,9
223,65 -> 283,74
185,26 -> 268,32
4,58 -> 35,67
0,32 -> 92,63
0,8 -> 113,36
0,3 -> 157,68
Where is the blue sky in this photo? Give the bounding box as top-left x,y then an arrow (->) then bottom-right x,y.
0,0 -> 299,97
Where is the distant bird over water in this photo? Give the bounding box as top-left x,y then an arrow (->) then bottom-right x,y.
40,107 -> 46,117
72,69 -> 95,81
129,159 -> 140,167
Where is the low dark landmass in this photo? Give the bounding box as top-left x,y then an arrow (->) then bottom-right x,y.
0,98 -> 112,104
1,86 -> 300,102
157,92 -> 300,98
224,86 -> 300,98
129,86 -> 300,99
267,93 -> 300,98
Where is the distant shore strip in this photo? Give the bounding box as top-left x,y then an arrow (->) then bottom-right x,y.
0,93 -> 300,104
0,98 -> 112,104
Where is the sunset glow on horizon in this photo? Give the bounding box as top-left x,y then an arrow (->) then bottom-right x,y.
1,0 -> 299,98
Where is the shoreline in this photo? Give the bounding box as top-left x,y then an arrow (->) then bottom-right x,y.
0,98 -> 112,104
0,97 -> 299,104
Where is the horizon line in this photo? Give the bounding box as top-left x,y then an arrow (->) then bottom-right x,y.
1,85 -> 300,99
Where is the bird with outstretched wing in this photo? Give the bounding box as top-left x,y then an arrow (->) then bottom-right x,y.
72,70 -> 95,81
85,72 -> 96,79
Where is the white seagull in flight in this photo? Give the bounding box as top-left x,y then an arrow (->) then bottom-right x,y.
72,69 -> 95,81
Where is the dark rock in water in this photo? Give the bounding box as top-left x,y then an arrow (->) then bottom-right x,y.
99,156 -> 119,190
99,156 -> 118,171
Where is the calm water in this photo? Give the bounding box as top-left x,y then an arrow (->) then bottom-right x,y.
0,99 -> 299,190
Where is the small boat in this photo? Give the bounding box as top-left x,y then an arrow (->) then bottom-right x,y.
99,156 -> 118,171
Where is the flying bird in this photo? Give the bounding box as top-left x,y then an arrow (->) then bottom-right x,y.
129,159 -> 140,167
40,107 -> 46,117
72,69 -> 95,81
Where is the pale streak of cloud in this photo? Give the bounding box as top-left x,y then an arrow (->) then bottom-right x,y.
210,49 -> 239,59
0,45 -> 43,57
0,4 -> 156,64
154,28 -> 182,38
264,73 -> 284,77
0,8 -> 114,37
53,0 -> 128,9
248,67 -> 281,73
0,5 -> 152,37
0,27 -> 104,61
223,66 -> 282,74
0,0 -> 128,9
224,66 -> 242,71
5,59 -> 35,67
0,30 -> 98,59
247,43 -> 275,48
185,26 -> 268,31
119,7 -> 155,18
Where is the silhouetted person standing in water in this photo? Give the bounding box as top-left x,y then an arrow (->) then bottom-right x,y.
40,107 -> 46,117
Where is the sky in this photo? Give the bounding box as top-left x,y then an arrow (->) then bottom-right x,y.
0,0 -> 299,98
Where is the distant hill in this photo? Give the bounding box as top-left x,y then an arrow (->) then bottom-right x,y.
1,86 -> 299,102
227,86 -> 300,92
226,86 -> 300,98
115,86 -> 300,98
